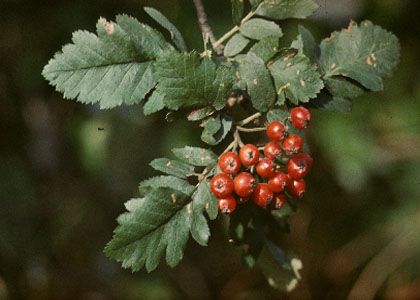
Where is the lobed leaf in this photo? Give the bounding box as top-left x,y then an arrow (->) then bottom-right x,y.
319,20 -> 400,91
269,54 -> 324,104
43,15 -> 172,109
104,189 -> 191,272
105,186 -> 216,272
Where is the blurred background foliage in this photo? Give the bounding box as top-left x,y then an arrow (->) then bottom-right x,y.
0,0 -> 420,299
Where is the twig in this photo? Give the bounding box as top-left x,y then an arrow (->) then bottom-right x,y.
213,11 -> 255,49
237,126 -> 266,132
233,129 -> 245,148
192,0 -> 223,55
237,112 -> 262,126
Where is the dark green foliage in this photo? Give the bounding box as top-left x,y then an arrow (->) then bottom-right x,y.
42,1 -> 401,292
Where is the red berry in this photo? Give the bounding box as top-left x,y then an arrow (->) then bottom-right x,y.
218,152 -> 241,174
282,134 -> 304,155
252,183 -> 274,207
266,121 -> 287,141
239,144 -> 260,167
268,172 -> 288,193
290,106 -> 311,129
287,153 -> 313,180
286,178 -> 306,197
233,172 -> 255,198
218,196 -> 237,214
210,173 -> 234,198
256,158 -> 277,178
272,194 -> 287,210
263,141 -> 282,160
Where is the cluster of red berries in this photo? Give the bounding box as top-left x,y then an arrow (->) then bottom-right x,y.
210,107 -> 313,214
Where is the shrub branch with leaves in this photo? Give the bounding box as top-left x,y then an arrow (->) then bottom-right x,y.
43,0 -> 400,292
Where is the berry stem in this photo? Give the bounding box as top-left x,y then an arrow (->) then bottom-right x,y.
237,112 -> 262,126
236,126 -> 266,132
233,129 -> 245,148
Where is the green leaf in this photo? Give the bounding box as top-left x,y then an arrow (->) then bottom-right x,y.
268,54 -> 324,104
201,114 -> 233,146
239,52 -> 276,112
172,146 -> 217,167
240,18 -> 283,40
255,0 -> 319,20
105,187 -> 214,272
139,176 -> 195,196
143,91 -> 165,115
187,106 -> 215,121
189,180 -> 218,245
290,25 -> 316,61
144,7 -> 187,51
192,180 -> 218,221
257,240 -> 302,291
249,36 -> 280,63
231,0 -> 244,24
43,15 -> 172,109
154,51 -> 234,110
117,14 -> 173,60
224,34 -> 250,57
325,77 -> 366,99
104,189 -> 190,271
249,0 -> 263,9
319,20 -> 400,91
149,158 -> 195,179
212,62 -> 236,110
266,108 -> 290,123
311,93 -> 352,113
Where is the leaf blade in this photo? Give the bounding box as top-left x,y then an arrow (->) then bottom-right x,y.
255,0 -> 319,20
172,146 -> 217,167
144,7 -> 187,51
319,20 -> 400,91
239,52 -> 276,111
269,54 -> 323,104
240,18 -> 283,40
42,16 -> 172,109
